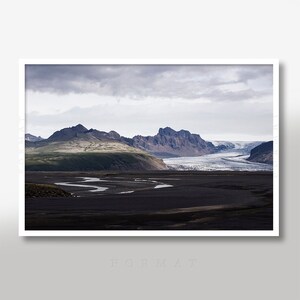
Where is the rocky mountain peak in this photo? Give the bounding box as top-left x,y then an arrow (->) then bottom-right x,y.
48,124 -> 88,141
108,130 -> 121,140
158,127 -> 177,136
72,124 -> 88,132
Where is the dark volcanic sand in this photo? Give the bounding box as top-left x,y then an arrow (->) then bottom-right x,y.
25,171 -> 273,230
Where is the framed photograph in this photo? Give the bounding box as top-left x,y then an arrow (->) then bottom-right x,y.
19,59 -> 279,236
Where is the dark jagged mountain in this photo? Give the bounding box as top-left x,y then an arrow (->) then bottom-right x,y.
128,127 -> 216,158
247,141 -> 273,164
47,124 -> 122,142
48,124 -> 88,141
25,133 -> 44,142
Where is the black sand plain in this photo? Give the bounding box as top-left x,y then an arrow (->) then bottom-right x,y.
25,171 -> 273,231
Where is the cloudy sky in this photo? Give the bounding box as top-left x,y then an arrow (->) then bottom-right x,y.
25,64 -> 273,141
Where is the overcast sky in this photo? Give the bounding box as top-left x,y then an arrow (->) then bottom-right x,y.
25,64 -> 273,141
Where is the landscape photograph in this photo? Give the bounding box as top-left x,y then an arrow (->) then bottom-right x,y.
22,62 -> 277,235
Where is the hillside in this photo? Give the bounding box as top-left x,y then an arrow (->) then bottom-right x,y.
25,152 -> 166,171
247,141 -> 273,164
25,125 -> 167,171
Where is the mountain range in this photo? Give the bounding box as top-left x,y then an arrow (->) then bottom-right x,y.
26,124 -> 217,157
25,124 -> 273,170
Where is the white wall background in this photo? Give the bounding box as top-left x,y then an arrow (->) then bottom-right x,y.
0,1 -> 299,299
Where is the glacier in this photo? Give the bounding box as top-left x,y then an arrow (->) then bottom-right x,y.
163,141 -> 273,171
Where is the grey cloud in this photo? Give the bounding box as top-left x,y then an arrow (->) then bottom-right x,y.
25,64 -> 273,101
199,88 -> 271,102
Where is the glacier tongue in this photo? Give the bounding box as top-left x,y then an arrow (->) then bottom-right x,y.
163,150 -> 273,171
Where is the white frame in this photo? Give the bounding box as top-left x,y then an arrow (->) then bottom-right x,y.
19,59 -> 279,237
